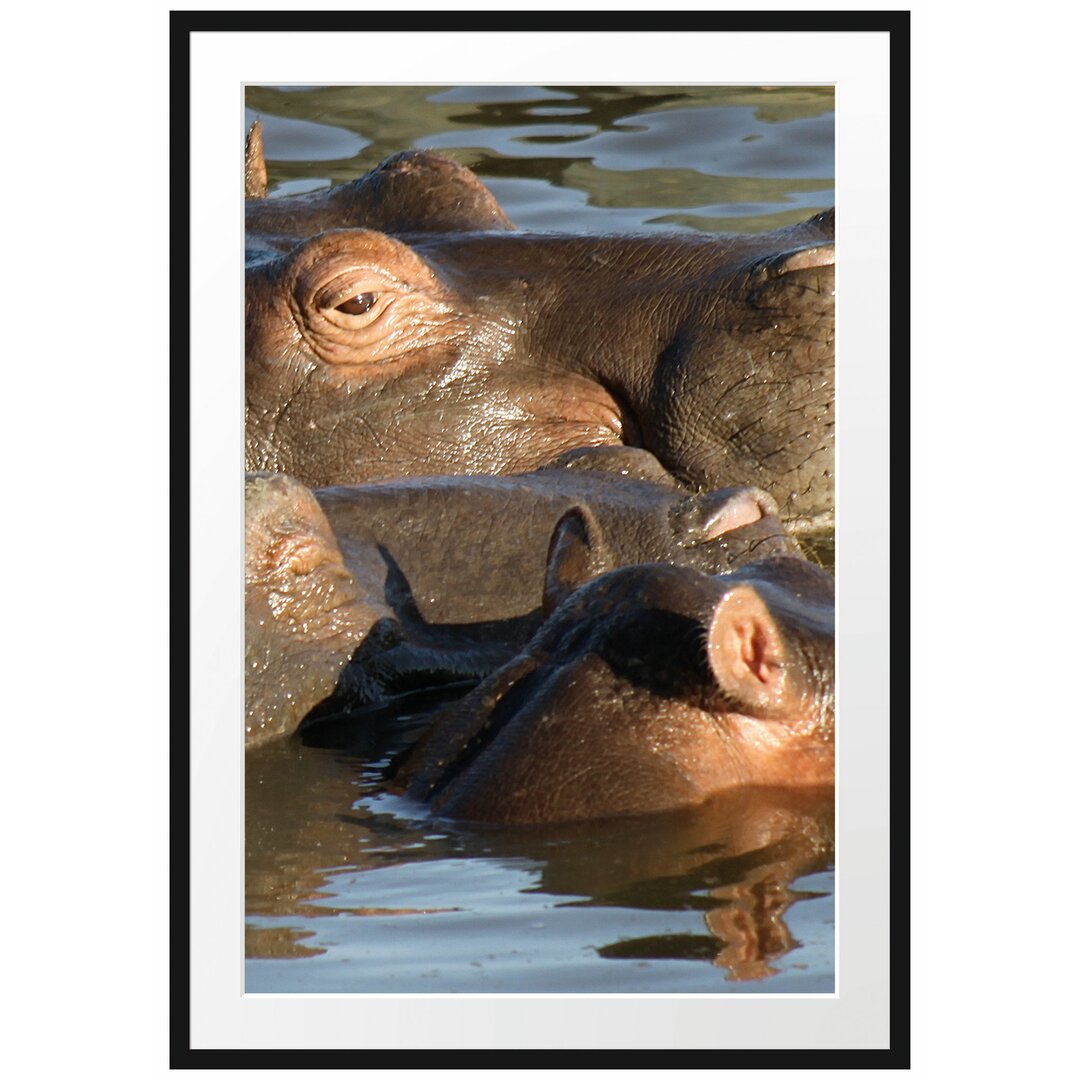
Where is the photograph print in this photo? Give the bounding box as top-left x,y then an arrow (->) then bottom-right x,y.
242,82 -> 837,995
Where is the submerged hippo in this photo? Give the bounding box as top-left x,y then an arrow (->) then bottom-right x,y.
245,149 -> 834,531
315,446 -> 800,630
393,536 -> 834,824
246,449 -> 804,746
245,121 -> 513,264
245,471 -> 393,746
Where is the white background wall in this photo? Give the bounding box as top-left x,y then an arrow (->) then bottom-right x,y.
2,2 -> 1072,1077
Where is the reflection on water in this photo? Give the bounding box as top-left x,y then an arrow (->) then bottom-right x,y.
247,733 -> 834,992
244,84 -> 835,993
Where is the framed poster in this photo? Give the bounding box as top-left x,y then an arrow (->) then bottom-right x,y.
174,8 -> 907,1067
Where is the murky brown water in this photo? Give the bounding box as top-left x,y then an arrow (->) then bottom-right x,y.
244,84 -> 835,993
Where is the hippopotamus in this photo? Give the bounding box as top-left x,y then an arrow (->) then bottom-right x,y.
246,448 -> 804,747
245,148 -> 834,532
315,446 -> 800,629
245,121 -> 513,265
245,470 -> 394,747
392,544 -> 834,824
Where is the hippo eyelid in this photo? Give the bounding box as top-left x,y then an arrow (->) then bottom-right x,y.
312,291 -> 398,336
312,273 -> 403,312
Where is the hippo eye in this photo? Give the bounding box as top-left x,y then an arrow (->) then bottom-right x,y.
335,292 -> 377,316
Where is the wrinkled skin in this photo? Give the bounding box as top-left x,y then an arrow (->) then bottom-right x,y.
246,450 -> 804,746
317,446 -> 801,631
393,550 -> 834,824
245,472 -> 394,746
246,201 -> 834,530
245,122 -> 513,265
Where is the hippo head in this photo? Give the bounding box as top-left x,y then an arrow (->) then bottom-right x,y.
245,472 -> 390,746
246,203 -> 833,528
245,121 -> 513,261
395,510 -> 835,824
245,228 -> 631,487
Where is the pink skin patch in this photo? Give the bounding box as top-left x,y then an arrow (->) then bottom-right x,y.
701,490 -> 767,538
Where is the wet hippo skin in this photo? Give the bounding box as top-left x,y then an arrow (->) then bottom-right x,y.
245,147 -> 834,531
245,121 -> 514,265
315,446 -> 801,630
393,539 -> 834,824
245,472 -> 392,747
246,450 -> 805,747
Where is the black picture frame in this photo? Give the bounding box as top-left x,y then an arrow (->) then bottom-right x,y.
172,8 -> 909,1068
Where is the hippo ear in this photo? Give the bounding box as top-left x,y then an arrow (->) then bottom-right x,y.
705,585 -> 790,716
358,150 -> 516,234
542,506 -> 608,616
772,243 -> 835,275
245,119 -> 268,199
670,487 -> 778,547
750,242 -> 834,312
756,242 -> 835,278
